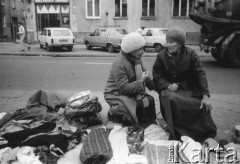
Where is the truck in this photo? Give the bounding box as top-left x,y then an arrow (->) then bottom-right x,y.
189,0 -> 240,67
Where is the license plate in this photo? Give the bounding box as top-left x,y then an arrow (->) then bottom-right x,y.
59,39 -> 68,42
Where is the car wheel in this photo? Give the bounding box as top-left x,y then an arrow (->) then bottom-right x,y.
39,41 -> 43,48
143,47 -> 146,52
107,44 -> 114,53
46,44 -> 51,52
67,46 -> 73,51
227,37 -> 240,67
86,42 -> 92,50
154,44 -> 163,52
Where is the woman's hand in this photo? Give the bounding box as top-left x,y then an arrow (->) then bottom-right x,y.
200,95 -> 212,113
167,83 -> 178,91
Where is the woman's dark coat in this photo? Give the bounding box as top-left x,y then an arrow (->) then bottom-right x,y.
152,46 -> 217,142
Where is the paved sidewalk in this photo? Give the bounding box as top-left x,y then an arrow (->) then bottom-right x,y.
0,42 -> 211,57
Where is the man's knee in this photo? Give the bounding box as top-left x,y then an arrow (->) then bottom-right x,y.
160,90 -> 177,101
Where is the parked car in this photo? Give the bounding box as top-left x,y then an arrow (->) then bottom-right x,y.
83,27 -> 128,53
38,28 -> 75,51
142,28 -> 168,52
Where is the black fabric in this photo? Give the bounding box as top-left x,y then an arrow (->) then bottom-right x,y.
0,122 -> 69,152
160,90 -> 217,143
136,94 -> 156,127
108,93 -> 156,127
2,122 -> 56,143
84,154 -> 111,164
108,111 -> 135,126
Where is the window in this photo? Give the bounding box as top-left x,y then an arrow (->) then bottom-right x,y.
1,0 -> 5,5
86,0 -> 101,19
94,29 -> 100,36
3,16 -> 6,28
142,0 -> 155,17
53,30 -> 71,36
115,0 -> 127,17
101,30 -> 107,37
62,16 -> 69,24
43,29 -> 47,36
173,0 -> 195,17
48,30 -> 51,36
12,0 -> 16,9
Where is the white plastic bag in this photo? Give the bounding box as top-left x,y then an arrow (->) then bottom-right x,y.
68,90 -> 92,108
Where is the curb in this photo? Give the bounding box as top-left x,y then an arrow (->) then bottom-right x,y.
0,52 -> 211,57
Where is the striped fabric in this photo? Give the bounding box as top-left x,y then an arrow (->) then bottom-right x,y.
143,140 -> 183,164
80,128 -> 113,163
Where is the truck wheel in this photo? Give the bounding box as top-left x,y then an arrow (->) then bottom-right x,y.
227,38 -> 240,67
211,51 -> 220,61
85,42 -> 92,50
107,44 -> 114,53
67,46 -> 73,51
154,44 -> 163,52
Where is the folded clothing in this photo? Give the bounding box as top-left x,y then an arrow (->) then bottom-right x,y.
144,124 -> 169,141
80,128 -> 113,163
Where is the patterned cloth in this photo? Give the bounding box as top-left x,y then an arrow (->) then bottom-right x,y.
126,126 -> 144,155
80,128 -> 113,163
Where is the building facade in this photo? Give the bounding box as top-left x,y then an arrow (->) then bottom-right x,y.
0,0 -> 26,42
8,0 -> 202,44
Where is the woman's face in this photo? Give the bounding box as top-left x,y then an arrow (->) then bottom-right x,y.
131,47 -> 144,59
166,40 -> 181,54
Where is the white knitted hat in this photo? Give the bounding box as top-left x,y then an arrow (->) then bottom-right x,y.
121,32 -> 146,53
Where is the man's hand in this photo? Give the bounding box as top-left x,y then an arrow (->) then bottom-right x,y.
140,71 -> 151,82
200,95 -> 212,113
167,83 -> 178,92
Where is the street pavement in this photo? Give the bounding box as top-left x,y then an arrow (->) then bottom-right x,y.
0,42 -> 211,57
0,42 -> 239,143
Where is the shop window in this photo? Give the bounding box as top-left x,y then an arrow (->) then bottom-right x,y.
115,0 -> 127,17
86,0 -> 101,19
173,0 -> 195,17
142,0 -> 155,17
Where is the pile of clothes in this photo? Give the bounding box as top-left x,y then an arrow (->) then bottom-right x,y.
0,90 -> 240,164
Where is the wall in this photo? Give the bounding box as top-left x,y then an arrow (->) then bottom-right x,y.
1,0 -> 25,42
26,0 -> 202,44
71,0 -> 117,43
25,2 -> 37,44
155,0 -> 201,44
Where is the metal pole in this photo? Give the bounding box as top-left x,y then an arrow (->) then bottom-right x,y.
0,0 -> 3,40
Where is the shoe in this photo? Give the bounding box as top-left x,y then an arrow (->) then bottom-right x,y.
28,46 -> 31,51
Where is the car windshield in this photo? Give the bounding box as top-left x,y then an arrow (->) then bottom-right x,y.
53,30 -> 71,36
108,29 -> 127,37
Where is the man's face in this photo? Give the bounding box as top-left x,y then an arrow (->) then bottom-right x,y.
166,40 -> 181,54
131,47 -> 144,59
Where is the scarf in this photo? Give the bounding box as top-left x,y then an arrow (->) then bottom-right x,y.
134,59 -> 149,108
